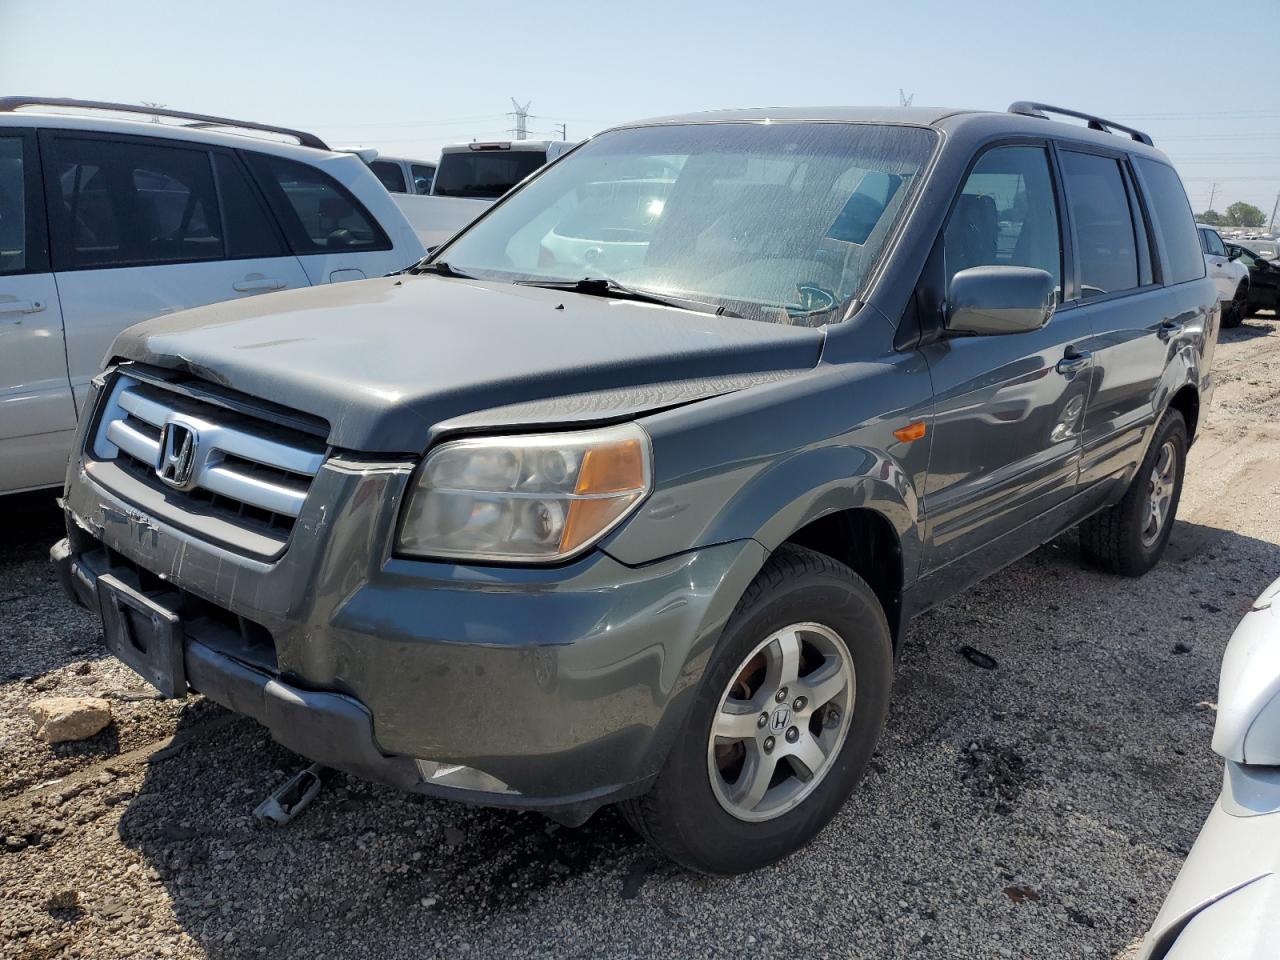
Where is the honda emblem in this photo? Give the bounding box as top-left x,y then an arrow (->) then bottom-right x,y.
156,421 -> 199,489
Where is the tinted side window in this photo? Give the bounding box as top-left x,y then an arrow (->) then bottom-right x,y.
212,154 -> 285,259
1205,229 -> 1227,257
370,160 -> 406,193
0,136 -> 28,274
1134,159 -> 1204,284
47,135 -> 223,270
943,145 -> 1062,297
1059,151 -> 1139,299
244,153 -> 390,254
411,164 -> 435,193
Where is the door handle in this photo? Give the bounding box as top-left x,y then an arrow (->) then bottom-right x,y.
1056,347 -> 1092,375
0,299 -> 45,315
1158,320 -> 1184,341
233,277 -> 287,293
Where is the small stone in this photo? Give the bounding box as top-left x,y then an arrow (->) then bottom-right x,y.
28,697 -> 112,743
73,661 -> 92,676
45,889 -> 79,911
420,896 -> 438,908
443,825 -> 465,847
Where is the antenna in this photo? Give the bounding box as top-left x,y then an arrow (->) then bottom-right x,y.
508,98 -> 532,140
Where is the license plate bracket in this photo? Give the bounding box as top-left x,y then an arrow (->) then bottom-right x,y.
96,573 -> 186,699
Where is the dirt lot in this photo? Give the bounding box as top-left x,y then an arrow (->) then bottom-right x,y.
3,312 -> 1279,960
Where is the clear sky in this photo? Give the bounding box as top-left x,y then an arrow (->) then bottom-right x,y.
3,0 -> 1278,220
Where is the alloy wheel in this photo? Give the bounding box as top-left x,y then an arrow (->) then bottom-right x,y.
706,623 -> 855,822
1142,440 -> 1178,547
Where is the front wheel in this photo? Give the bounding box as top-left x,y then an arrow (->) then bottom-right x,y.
1078,408 -> 1187,576
620,545 -> 893,875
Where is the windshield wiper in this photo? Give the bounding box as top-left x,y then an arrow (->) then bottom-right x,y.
407,259 -> 475,279
514,277 -> 744,319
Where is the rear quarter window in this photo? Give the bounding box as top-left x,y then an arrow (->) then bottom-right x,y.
244,153 -> 391,254
1133,158 -> 1206,285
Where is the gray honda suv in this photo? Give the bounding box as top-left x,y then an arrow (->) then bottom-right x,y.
53,102 -> 1217,875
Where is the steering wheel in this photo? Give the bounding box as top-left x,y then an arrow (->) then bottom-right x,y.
794,283 -> 838,314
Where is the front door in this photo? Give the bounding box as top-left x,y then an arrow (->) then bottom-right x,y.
0,129 -> 75,492
920,143 -> 1093,577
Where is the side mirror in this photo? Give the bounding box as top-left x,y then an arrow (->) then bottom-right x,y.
946,265 -> 1056,336
1227,251 -> 1240,262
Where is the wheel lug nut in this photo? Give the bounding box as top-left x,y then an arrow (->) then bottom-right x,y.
785,726 -> 799,743
775,687 -> 788,703
824,707 -> 840,729
793,696 -> 807,711
757,713 -> 769,729
763,736 -> 775,753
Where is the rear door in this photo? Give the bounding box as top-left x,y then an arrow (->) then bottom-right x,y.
0,128 -> 74,492
1055,146 -> 1177,491
41,130 -> 311,408
920,142 -> 1093,574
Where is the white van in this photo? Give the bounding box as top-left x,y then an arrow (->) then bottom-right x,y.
0,97 -> 426,495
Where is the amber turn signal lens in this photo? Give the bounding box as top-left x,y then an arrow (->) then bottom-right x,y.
893,421 -> 928,443
560,438 -> 648,553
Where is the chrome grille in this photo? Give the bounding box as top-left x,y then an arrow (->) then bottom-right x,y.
89,371 -> 328,556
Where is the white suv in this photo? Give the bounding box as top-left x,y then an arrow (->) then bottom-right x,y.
0,97 -> 426,495
1197,223 -> 1250,328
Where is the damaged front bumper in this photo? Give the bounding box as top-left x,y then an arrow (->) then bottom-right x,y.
56,454 -> 765,824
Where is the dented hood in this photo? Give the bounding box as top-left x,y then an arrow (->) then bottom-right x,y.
110,275 -> 823,453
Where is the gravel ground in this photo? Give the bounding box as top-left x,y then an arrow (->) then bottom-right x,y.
2,311 -> 1279,960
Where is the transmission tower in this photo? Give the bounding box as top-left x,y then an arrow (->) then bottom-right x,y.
509,98 -> 532,140
899,89 -> 915,108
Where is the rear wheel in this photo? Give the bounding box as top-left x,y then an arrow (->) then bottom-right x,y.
620,545 -> 892,875
1079,409 -> 1187,576
1222,283 -> 1248,328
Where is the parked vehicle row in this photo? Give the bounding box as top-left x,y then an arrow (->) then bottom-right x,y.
0,97 -> 426,495
52,100 -> 1218,875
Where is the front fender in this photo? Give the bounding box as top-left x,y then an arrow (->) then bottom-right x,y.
602,358 -> 934,576
708,442 -> 919,562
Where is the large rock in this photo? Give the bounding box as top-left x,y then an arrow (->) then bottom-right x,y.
28,697 -> 112,743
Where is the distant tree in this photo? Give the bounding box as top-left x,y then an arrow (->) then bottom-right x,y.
1225,202 -> 1266,228
1196,209 -> 1225,226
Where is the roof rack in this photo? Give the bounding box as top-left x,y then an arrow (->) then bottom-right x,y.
1007,101 -> 1153,147
0,96 -> 330,151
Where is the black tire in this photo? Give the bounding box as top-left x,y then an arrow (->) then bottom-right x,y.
1222,283 -> 1248,328
1079,409 -> 1187,577
620,544 -> 893,875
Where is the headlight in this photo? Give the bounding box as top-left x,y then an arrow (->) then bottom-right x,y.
397,424 -> 652,562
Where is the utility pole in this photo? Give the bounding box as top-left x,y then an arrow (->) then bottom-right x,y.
555,122 -> 567,141
1207,182 -> 1219,214
141,101 -> 166,123
508,98 -> 531,140
1269,191 -> 1279,233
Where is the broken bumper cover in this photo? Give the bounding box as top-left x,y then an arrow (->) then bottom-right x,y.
56,457 -> 765,822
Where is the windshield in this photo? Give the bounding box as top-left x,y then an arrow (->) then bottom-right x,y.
435,122 -> 938,324
432,150 -> 548,199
